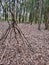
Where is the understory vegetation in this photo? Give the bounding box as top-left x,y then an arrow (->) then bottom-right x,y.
0,0 -> 49,30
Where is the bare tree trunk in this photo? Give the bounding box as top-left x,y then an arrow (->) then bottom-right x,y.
38,0 -> 43,30
45,6 -> 49,30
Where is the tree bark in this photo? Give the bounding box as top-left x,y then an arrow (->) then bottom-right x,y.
38,0 -> 43,30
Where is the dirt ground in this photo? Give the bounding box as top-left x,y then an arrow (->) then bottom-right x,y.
0,22 -> 49,65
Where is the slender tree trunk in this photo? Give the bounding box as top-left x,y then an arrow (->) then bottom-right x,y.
38,0 -> 43,30
45,7 -> 49,30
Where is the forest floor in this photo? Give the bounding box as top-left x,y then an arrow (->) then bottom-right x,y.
0,22 -> 49,65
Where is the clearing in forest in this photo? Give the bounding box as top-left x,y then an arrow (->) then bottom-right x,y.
0,22 -> 49,65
